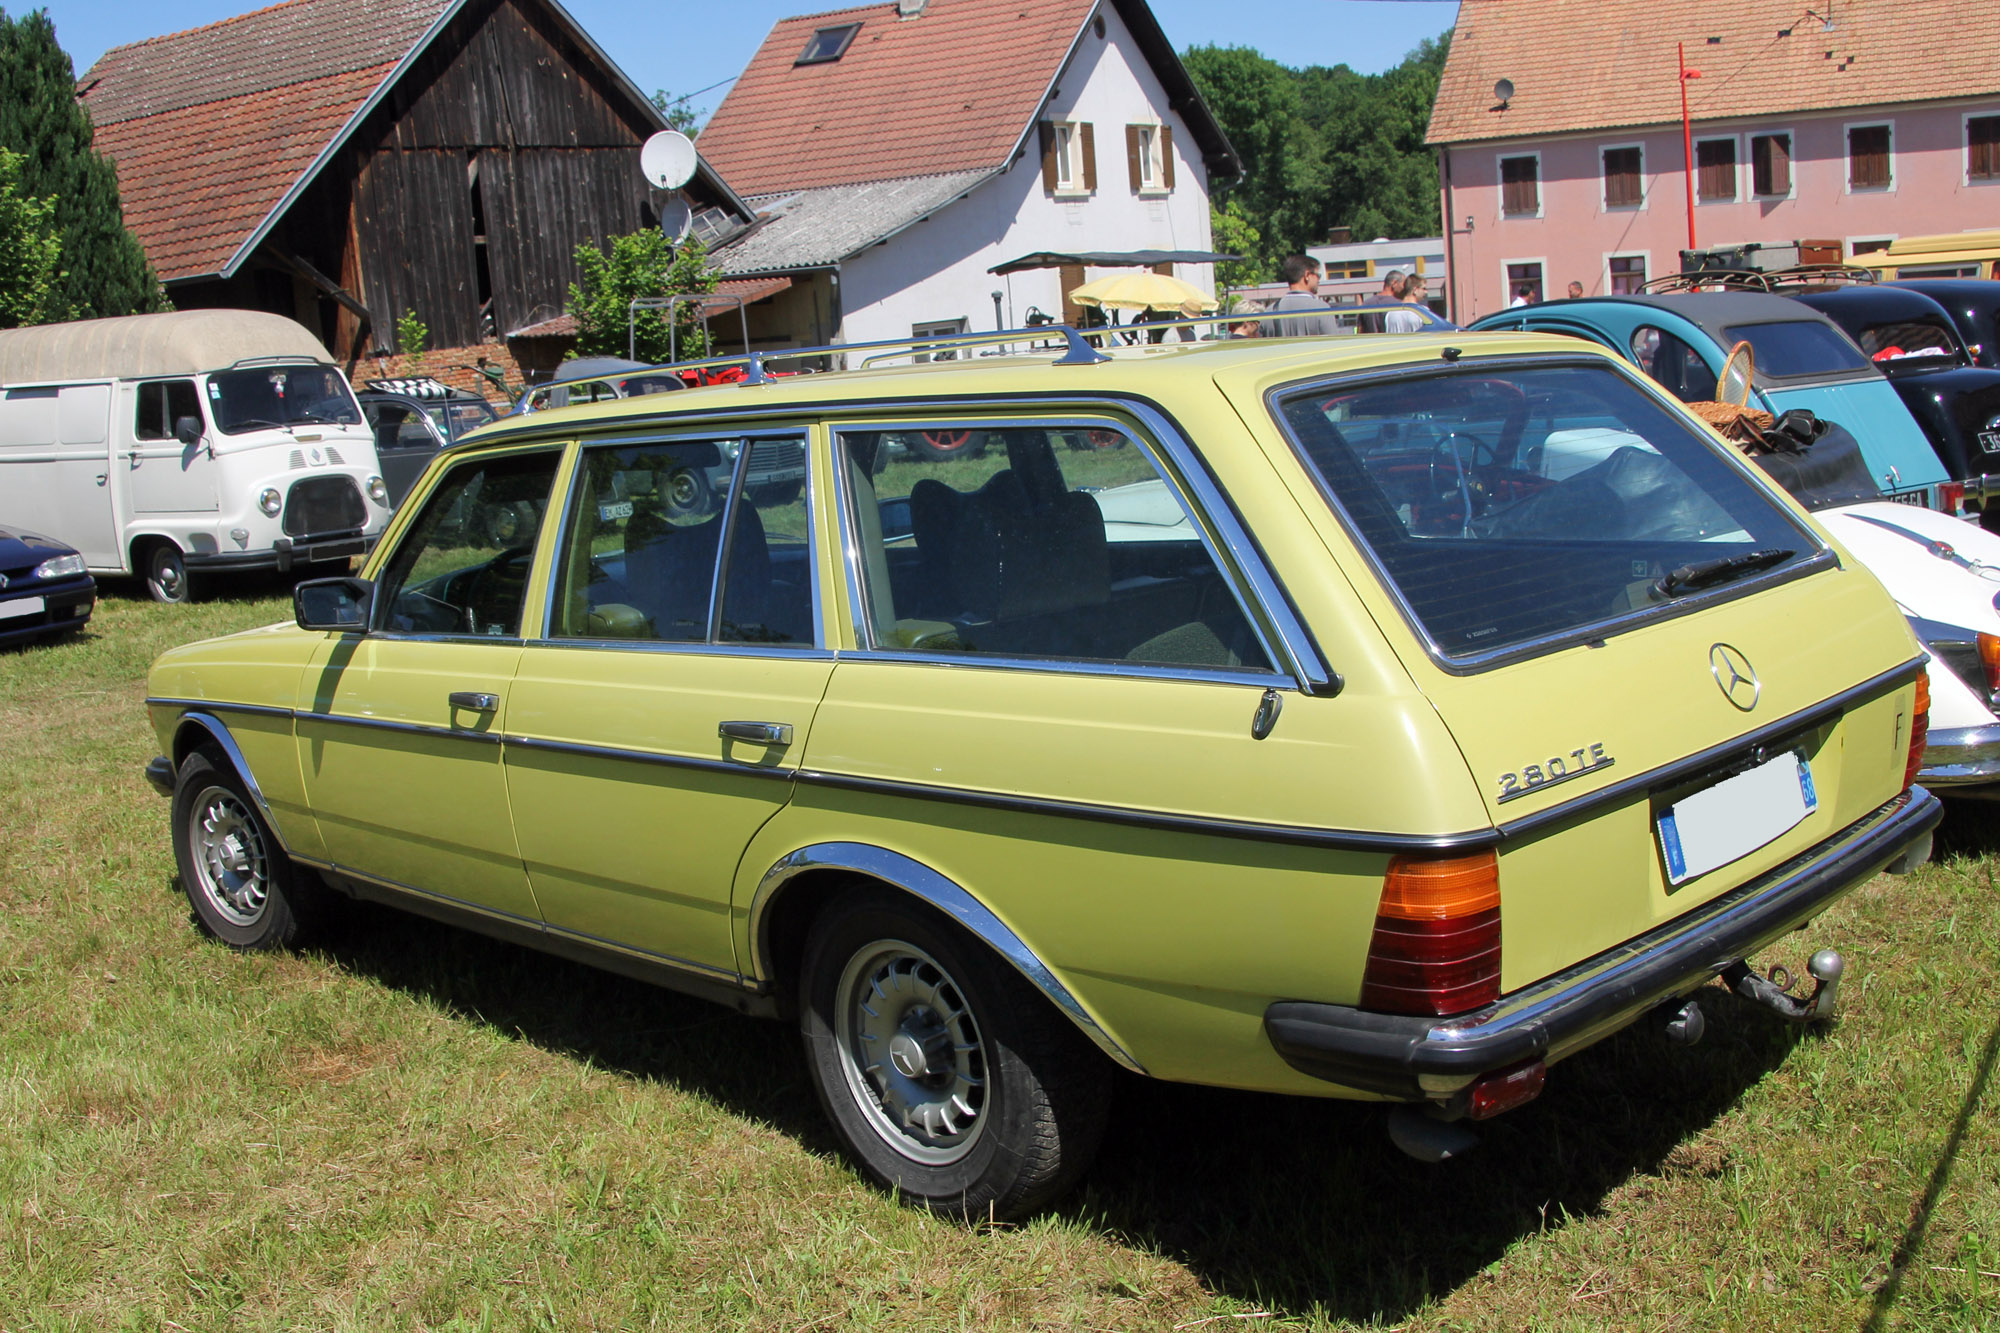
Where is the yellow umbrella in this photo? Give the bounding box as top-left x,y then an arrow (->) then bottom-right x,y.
1066,271 -> 1218,316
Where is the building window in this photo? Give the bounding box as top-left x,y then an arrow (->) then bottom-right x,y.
1324,260 -> 1370,280
1126,124 -> 1175,192
1602,146 -> 1643,209
912,319 -> 970,362
1696,138 -> 1737,202
1608,255 -> 1647,295
1848,123 -> 1893,191
1751,133 -> 1792,197
1041,121 -> 1096,195
1970,115 -> 2000,181
1506,261 -> 1544,305
1500,155 -> 1539,216
796,22 -> 860,65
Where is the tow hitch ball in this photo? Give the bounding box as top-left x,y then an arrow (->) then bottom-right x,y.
1720,949 -> 1846,1023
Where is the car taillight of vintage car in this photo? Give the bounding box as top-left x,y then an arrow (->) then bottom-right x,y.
1358,850 -> 1501,1016
1904,671 -> 1931,792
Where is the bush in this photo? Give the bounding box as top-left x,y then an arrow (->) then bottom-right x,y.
567,230 -> 718,365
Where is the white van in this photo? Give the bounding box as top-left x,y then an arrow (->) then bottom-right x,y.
0,311 -> 390,601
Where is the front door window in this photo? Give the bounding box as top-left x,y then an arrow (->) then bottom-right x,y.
375,451 -> 561,636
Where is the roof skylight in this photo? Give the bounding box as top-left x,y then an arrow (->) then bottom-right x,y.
796,23 -> 861,65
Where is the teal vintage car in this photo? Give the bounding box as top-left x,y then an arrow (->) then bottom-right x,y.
1472,293 -> 1956,509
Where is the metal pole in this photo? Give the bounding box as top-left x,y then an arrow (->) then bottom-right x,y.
1680,41 -> 1697,254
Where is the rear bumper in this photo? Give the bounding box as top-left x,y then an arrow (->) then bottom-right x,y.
1264,786 -> 1942,1100
1918,723 -> 2000,792
185,533 -> 373,573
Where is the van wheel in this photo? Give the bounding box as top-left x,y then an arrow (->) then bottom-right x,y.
171,748 -> 327,949
799,889 -> 1109,1220
143,541 -> 191,604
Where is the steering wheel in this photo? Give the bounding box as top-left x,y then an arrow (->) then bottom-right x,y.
461,546 -> 535,635
1426,431 -> 1498,522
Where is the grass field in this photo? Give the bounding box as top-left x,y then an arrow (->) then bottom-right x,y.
1,585 -> 1994,1331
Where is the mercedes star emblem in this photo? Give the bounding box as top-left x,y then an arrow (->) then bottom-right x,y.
1710,642 -> 1760,711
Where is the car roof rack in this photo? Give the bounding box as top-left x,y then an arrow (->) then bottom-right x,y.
1641,264 -> 1878,294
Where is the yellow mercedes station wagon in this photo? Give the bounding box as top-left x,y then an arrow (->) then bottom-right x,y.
145,327 -> 1941,1218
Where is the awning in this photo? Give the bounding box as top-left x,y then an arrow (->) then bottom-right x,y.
989,249 -> 1243,275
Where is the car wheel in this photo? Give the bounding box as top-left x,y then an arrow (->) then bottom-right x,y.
663,465 -> 714,519
800,889 -> 1109,1219
906,429 -> 988,463
172,748 -> 324,949
144,541 -> 191,604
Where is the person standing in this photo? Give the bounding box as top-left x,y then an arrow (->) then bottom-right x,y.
1385,272 -> 1427,332
1267,256 -> 1339,337
1566,280 -> 1584,300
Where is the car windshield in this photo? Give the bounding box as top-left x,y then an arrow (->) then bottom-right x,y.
208,363 -> 362,435
1850,317 -> 1966,371
1719,320 -> 1871,378
1274,362 -> 1819,665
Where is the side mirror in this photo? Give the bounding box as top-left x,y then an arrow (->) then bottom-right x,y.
294,577 -> 373,632
174,415 -> 204,446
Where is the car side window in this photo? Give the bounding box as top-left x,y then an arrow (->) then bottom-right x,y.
135,380 -> 202,440
840,424 -> 1274,672
373,451 -> 561,637
550,435 -> 815,646
1630,326 -> 1720,402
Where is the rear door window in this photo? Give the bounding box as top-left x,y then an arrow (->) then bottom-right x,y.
1629,327 -> 1719,401
1273,362 -> 1822,666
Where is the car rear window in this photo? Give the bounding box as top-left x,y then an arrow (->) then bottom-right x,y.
1719,320 -> 1870,377
1851,318 -> 1965,370
1273,362 -> 1820,666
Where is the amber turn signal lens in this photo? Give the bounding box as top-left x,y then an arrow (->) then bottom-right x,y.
1360,849 -> 1502,1016
1904,671 -> 1930,793
1376,850 -> 1501,921
1977,633 -> 2000,694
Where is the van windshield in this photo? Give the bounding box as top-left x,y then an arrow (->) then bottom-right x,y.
1274,362 -> 1820,665
208,363 -> 362,435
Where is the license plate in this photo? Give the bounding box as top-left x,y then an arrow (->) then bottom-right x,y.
1885,488 -> 1927,506
1657,752 -> 1818,886
0,596 -> 44,621
1980,430 -> 2000,454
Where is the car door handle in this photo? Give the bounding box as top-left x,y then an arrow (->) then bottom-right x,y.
448,691 -> 500,713
718,720 -> 793,746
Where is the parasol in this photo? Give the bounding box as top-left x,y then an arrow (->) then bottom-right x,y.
1066,271 -> 1219,316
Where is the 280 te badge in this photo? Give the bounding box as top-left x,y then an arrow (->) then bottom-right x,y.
1497,743 -> 1614,803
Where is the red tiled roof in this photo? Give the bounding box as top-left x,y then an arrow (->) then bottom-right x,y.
90,64 -> 390,281
1430,0 -> 2000,145
698,0 -> 1096,194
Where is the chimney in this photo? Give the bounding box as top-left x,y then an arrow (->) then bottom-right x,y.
898,0 -> 928,14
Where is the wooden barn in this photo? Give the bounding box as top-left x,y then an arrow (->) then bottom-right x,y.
79,0 -> 752,362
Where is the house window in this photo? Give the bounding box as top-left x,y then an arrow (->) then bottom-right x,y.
1970,115 -> 2000,181
1506,261 -> 1544,304
1324,260 -> 1370,280
1500,155 -> 1539,216
1126,124 -> 1175,192
913,319 -> 969,362
1608,255 -> 1647,295
1848,123 -> 1893,191
1602,146 -> 1643,209
1696,138 -> 1737,202
1751,133 -> 1792,197
796,22 -> 860,65
1041,121 -> 1096,195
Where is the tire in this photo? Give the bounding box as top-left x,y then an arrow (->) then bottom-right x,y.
143,540 -> 191,604
662,465 -> 715,520
171,748 -> 325,950
800,889 -> 1110,1219
905,429 -> 987,463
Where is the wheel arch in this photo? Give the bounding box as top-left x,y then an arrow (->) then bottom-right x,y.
747,841 -> 1145,1074
170,712 -> 292,858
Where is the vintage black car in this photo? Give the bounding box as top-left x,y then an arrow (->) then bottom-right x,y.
358,377 -> 501,507
1893,279 -> 2000,371
1792,285 -> 2000,488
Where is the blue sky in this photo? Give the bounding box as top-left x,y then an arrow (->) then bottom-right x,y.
48,0 -> 1459,124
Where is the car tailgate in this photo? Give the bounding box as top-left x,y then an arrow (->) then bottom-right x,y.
1405,565 -> 1922,993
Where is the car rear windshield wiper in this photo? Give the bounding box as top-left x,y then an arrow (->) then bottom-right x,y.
1653,548 -> 1795,599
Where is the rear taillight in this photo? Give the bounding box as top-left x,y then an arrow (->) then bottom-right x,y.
1904,672 -> 1931,792
1940,480 -> 1968,515
1978,633 -> 2000,697
1358,850 -> 1501,1016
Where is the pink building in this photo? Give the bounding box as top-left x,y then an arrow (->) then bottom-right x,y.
1427,0 -> 2000,321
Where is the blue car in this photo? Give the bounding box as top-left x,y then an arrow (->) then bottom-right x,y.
0,523 -> 95,647
1470,292 -> 1955,509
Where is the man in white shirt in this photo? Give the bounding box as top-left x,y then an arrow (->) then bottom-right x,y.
1266,256 -> 1339,337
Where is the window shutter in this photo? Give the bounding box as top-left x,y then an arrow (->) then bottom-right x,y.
1161,124 -> 1175,190
1849,125 -> 1890,189
1040,121 -> 1057,192
1501,155 -> 1538,214
1696,139 -> 1735,202
1080,122 -> 1097,192
1126,125 -> 1143,191
1752,134 -> 1791,196
1971,117 -> 2000,181
1602,147 -> 1641,208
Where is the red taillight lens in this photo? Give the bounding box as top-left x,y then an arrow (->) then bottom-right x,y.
1904,672 -> 1931,792
1359,851 -> 1501,1016
1939,480 -> 1967,515
1467,1059 -> 1547,1120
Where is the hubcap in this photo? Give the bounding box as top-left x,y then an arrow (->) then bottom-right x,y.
834,940 -> 988,1165
189,785 -> 269,927
154,559 -> 183,598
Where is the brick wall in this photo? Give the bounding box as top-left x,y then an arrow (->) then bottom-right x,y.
352,342 -> 526,405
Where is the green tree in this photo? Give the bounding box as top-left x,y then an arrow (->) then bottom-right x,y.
567,230 -> 718,364
648,90 -> 702,137
1208,199 -> 1263,296
0,8 -> 164,319
0,147 -> 61,327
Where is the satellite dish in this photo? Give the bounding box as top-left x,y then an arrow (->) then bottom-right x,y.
1493,78 -> 1515,104
640,131 -> 698,189
659,195 -> 693,246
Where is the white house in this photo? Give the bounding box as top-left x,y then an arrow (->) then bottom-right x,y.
698,0 -> 1239,360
